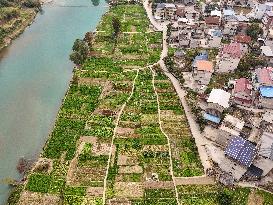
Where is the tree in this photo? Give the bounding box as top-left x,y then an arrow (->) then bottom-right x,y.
69,39 -> 89,65
91,0 -> 100,6
112,17 -> 121,40
237,53 -> 266,71
111,17 -> 121,52
217,192 -> 232,205
83,31 -> 94,48
23,0 -> 42,10
246,23 -> 263,40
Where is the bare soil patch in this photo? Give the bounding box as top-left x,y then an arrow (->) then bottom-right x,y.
144,181 -> 174,189
93,109 -> 117,117
86,187 -> 104,197
109,199 -> 132,205
117,155 -> 139,166
247,190 -> 264,205
114,182 -> 144,198
78,78 -> 106,86
116,127 -> 135,136
119,165 -> 143,174
92,142 -> 112,156
32,158 -> 53,174
18,191 -> 60,205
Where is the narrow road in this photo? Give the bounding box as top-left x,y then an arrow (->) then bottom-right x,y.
143,0 -> 163,31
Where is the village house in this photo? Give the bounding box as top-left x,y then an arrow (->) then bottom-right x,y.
252,156 -> 273,177
173,50 -> 188,71
181,0 -> 196,5
232,78 -> 253,106
247,3 -> 267,20
262,11 -> 273,28
208,144 -> 249,181
223,9 -> 235,20
204,16 -> 221,28
258,131 -> 273,161
184,5 -> 199,21
207,29 -> 222,48
175,5 -> 185,19
260,110 -> 273,131
216,115 -> 246,147
234,34 -> 252,44
154,3 -> 177,21
234,0 -> 250,6
218,42 -> 246,73
221,0 -> 235,7
204,89 -> 231,125
224,135 -> 259,181
222,21 -> 238,39
190,27 -> 206,48
253,67 -> 273,108
193,59 -> 214,85
249,131 -> 273,177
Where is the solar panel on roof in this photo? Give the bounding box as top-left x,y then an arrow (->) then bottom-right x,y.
225,136 -> 257,167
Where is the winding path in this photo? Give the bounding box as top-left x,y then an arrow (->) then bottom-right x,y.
102,70 -> 139,204
144,1 -> 211,172
150,67 -> 180,205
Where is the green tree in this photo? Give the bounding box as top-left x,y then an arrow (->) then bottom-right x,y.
112,17 -> 121,40
69,39 -> 89,65
91,0 -> 100,6
237,53 -> 266,71
23,0 -> 41,10
111,17 -> 121,52
83,31 -> 94,49
246,23 -> 263,40
217,192 -> 232,205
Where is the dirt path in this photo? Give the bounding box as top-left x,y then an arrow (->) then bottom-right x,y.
102,70 -> 139,204
143,0 -> 212,175
150,67 -> 180,205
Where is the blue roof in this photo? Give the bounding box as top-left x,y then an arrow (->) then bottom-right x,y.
212,30 -> 222,37
193,51 -> 209,66
204,113 -> 221,124
225,136 -> 257,167
260,86 -> 273,98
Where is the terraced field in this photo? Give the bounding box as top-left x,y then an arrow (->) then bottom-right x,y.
8,2 -> 273,205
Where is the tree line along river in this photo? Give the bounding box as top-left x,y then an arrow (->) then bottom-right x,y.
0,0 -> 108,203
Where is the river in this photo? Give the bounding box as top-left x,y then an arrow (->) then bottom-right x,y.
0,0 -> 108,203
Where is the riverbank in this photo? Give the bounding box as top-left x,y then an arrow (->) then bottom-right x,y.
0,0 -> 52,52
0,11 -> 37,51
0,1 -> 108,204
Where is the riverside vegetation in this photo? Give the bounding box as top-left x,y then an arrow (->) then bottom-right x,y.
0,0 -> 41,50
6,1 -> 273,205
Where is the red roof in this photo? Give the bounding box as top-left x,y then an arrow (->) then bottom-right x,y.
234,34 -> 251,44
176,8 -> 185,17
234,78 -> 252,95
256,68 -> 273,85
222,43 -> 242,58
205,16 -> 220,25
